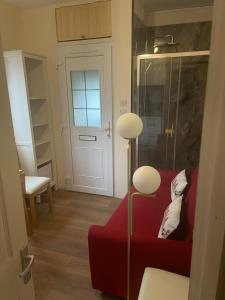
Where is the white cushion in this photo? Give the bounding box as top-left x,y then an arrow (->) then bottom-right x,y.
138,268 -> 189,300
25,176 -> 51,194
158,196 -> 182,239
171,169 -> 187,201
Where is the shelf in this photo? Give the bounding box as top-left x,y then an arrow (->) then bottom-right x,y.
5,51 -> 54,181
35,140 -> 50,147
37,157 -> 52,168
32,122 -> 49,128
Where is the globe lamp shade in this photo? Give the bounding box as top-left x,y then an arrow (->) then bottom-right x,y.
116,113 -> 143,139
133,166 -> 161,195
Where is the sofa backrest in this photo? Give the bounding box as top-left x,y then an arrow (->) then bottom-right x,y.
184,168 -> 199,242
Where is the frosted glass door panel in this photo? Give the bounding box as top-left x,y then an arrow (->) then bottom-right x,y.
86,90 -> 100,108
71,70 -> 101,128
73,109 -> 87,127
86,70 -> 100,89
72,90 -> 86,108
71,71 -> 85,89
87,109 -> 101,127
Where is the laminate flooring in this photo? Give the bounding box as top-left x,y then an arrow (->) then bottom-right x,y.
29,190 -> 124,300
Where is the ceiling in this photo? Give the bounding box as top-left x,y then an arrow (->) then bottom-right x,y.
142,0 -> 213,11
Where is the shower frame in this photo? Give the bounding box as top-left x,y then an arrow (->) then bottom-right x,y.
135,50 -> 210,170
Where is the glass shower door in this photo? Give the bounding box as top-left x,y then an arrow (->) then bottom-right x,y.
136,53 -> 209,171
174,54 -> 209,170
137,56 -> 180,169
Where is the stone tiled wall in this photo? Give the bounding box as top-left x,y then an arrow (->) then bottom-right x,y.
134,21 -> 212,55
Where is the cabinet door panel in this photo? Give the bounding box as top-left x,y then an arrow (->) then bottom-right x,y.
56,5 -> 89,42
56,1 -> 112,42
88,1 -> 112,39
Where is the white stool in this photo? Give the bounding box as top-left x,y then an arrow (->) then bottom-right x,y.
25,176 -> 53,227
138,268 -> 189,300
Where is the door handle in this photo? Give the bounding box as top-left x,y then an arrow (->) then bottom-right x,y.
105,121 -> 111,138
19,255 -> 34,278
19,246 -> 34,284
165,124 -> 174,138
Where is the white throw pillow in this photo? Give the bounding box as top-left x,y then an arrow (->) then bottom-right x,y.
158,196 -> 182,239
171,170 -> 187,201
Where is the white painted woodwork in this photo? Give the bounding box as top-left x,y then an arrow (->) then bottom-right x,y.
4,50 -> 56,183
57,40 -> 113,196
189,0 -> 225,299
0,37 -> 35,300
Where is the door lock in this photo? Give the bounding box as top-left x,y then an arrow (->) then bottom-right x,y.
19,246 -> 34,284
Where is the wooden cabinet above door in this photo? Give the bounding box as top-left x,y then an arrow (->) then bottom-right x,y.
56,0 -> 112,42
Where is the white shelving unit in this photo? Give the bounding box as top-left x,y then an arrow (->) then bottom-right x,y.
4,50 -> 56,184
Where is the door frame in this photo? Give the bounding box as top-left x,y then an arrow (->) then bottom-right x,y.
57,38 -> 114,195
189,0 -> 225,299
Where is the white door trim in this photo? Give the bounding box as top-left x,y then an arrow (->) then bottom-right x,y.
189,0 -> 225,299
57,40 -> 114,195
0,36 -> 35,300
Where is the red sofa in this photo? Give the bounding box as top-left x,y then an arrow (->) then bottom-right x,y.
88,169 -> 198,299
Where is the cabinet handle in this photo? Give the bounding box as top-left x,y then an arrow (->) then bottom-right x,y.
81,35 -> 85,39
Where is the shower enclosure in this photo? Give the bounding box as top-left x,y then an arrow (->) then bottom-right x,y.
135,51 -> 209,171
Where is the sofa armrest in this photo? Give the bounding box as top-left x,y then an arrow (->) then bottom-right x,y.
131,235 -> 192,300
88,225 -> 127,298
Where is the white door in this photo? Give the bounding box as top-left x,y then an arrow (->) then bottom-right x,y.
0,39 -> 35,300
64,52 -> 113,196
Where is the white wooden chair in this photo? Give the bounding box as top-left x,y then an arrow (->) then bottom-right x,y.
138,268 -> 189,300
24,176 -> 53,227
19,170 -> 32,235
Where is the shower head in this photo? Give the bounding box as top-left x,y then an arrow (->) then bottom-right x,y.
153,35 -> 179,53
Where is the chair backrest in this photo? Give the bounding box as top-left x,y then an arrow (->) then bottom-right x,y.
184,168 -> 199,242
19,169 -> 25,193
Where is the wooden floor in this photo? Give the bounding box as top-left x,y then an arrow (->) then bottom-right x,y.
29,190 -> 123,300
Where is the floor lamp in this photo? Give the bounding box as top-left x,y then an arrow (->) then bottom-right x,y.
116,113 -> 161,300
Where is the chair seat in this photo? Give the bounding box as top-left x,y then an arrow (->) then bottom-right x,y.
138,268 -> 189,300
25,176 -> 51,195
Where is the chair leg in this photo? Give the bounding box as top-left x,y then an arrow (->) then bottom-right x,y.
23,198 -> 32,236
29,195 -> 37,227
47,183 -> 53,213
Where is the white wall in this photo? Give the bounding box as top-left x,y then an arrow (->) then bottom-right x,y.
19,6 -> 65,189
18,0 -> 132,198
0,1 -> 21,50
111,0 -> 132,198
145,6 -> 213,27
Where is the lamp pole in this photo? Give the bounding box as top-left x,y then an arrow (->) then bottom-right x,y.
116,113 -> 161,300
127,190 -> 156,300
127,140 -> 132,300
